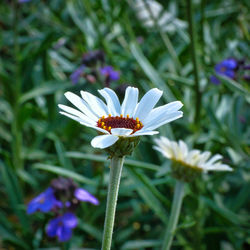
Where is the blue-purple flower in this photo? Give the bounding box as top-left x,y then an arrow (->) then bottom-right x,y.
27,178 -> 99,242
27,187 -> 62,214
100,66 -> 120,81
46,212 -> 78,242
211,58 -> 238,85
70,65 -> 85,84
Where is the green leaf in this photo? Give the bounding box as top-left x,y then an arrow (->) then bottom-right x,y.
200,196 -> 247,226
125,167 -> 168,223
66,151 -> 160,171
18,81 -> 72,104
217,74 -> 250,96
78,221 -> 102,242
121,240 -> 161,249
0,160 -> 30,231
33,163 -> 96,185
130,42 -> 176,102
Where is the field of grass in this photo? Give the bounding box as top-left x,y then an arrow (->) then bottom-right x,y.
0,0 -> 249,249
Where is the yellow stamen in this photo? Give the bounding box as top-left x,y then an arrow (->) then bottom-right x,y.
120,114 -> 123,118
136,124 -> 140,129
103,126 -> 106,130
108,126 -> 111,131
102,115 -> 105,119
108,114 -> 111,117
101,122 -> 105,127
126,114 -> 129,118
136,117 -> 139,123
98,118 -> 101,123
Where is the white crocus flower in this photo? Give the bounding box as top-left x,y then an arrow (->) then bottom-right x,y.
58,86 -> 183,149
154,137 -> 232,173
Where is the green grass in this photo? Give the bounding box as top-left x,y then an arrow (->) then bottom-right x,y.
0,0 -> 249,249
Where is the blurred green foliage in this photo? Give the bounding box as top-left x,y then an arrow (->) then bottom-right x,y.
0,0 -> 249,249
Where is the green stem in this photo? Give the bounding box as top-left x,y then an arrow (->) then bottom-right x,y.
162,180 -> 185,250
101,156 -> 125,250
186,0 -> 201,124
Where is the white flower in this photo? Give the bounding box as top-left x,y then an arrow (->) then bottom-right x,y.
58,86 -> 183,149
154,137 -> 232,172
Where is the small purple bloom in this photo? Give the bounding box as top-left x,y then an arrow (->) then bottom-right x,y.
74,188 -> 99,205
100,66 -> 120,81
70,65 -> 85,84
211,58 -> 238,85
46,212 -> 78,242
27,188 -> 62,214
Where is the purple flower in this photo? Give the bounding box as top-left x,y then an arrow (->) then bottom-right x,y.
70,65 -> 85,84
46,212 -> 78,242
211,58 -> 238,85
100,66 -> 120,81
74,188 -> 99,205
27,188 -> 62,214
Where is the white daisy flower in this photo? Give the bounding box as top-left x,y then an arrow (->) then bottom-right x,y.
154,137 -> 232,174
58,86 -> 183,150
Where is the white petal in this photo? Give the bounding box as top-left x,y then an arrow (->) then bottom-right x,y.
179,140 -> 189,159
143,101 -> 183,126
60,111 -> 82,123
91,135 -> 118,149
197,151 -> 211,165
98,88 -> 121,116
64,92 -> 98,121
153,145 -> 172,159
81,91 -> 108,117
134,88 -> 163,121
58,104 -> 95,125
111,128 -> 133,136
206,164 -> 233,171
60,111 -> 109,134
205,154 -> 222,166
121,86 -> 139,117
129,130 -> 159,137
144,111 -> 183,131
80,123 -> 110,134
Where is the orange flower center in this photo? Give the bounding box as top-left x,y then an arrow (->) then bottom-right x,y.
97,114 -> 143,133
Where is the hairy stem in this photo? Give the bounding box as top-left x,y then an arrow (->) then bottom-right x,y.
162,180 -> 185,250
101,156 -> 125,250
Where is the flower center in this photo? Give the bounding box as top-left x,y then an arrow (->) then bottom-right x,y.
220,66 -> 226,73
39,197 -> 45,204
97,114 -> 143,133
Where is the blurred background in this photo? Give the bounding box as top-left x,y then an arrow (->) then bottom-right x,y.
0,0 -> 249,249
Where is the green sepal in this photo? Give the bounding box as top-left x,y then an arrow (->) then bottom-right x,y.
105,137 -> 140,158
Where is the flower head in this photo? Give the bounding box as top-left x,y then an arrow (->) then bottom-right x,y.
27,187 -> 62,214
100,66 -> 120,81
46,212 -> 78,242
211,58 -> 238,85
154,137 -> 232,182
58,86 -> 183,155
